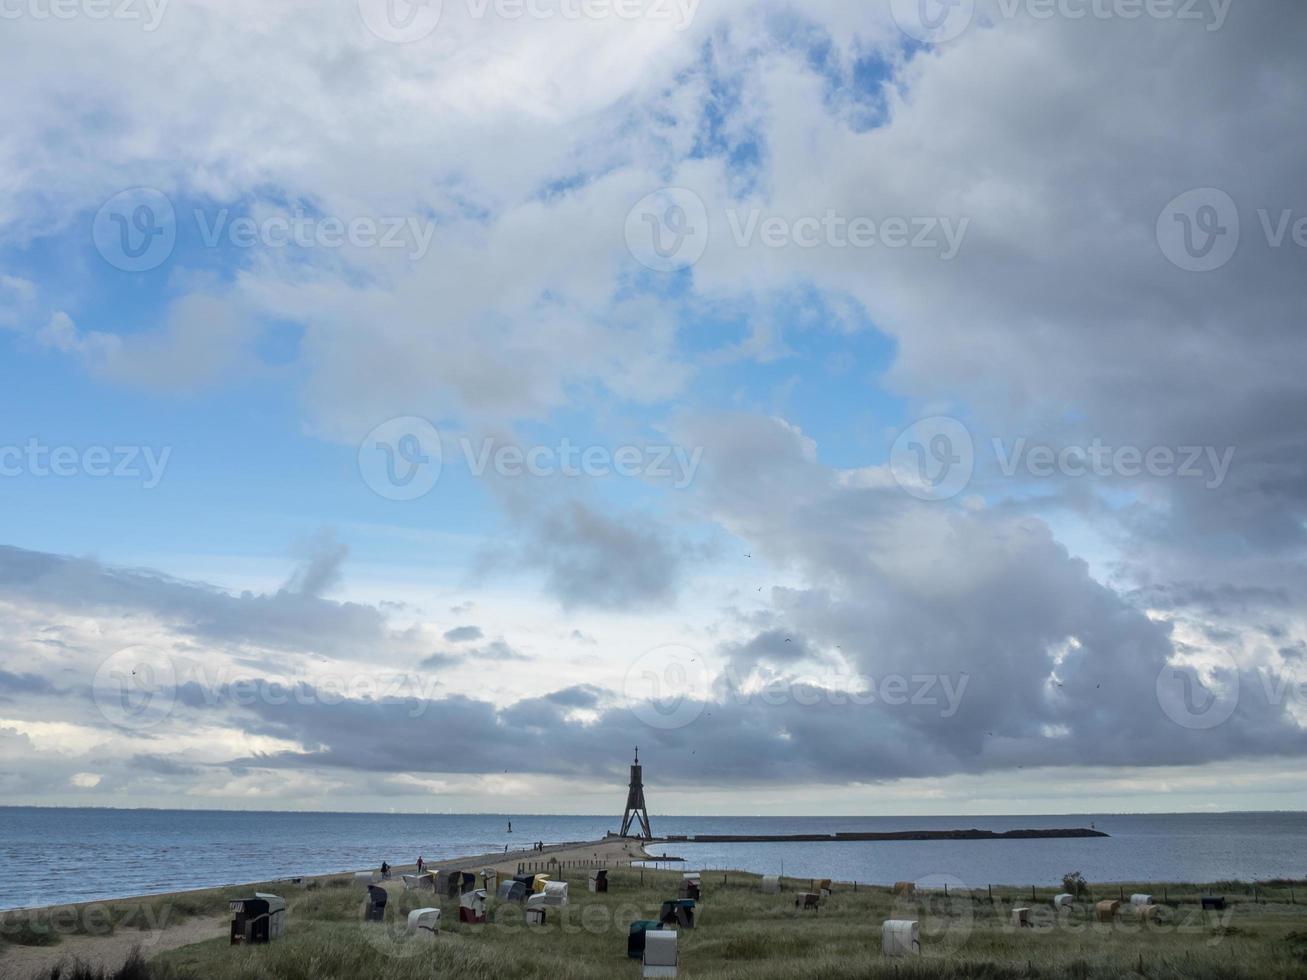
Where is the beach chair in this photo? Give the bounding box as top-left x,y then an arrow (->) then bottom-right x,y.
1053,893 -> 1074,908
542,881 -> 569,907
589,869 -> 608,893
659,899 -> 695,928
882,919 -> 920,957
813,878 -> 832,898
526,893 -> 548,926
761,875 -> 780,894
679,872 -> 701,901
643,929 -> 678,979
442,871 -> 465,899
1130,893 -> 1153,906
1201,896 -> 1226,911
406,907 -> 440,937
532,873 -> 551,893
893,881 -> 915,897
254,893 -> 285,940
364,884 -> 388,923
1095,899 -> 1120,922
459,888 -> 488,924
482,868 -> 498,894
1011,907 -> 1032,928
402,872 -> 434,892
795,892 -> 820,911
352,870 -> 378,886
497,880 -> 527,903
1136,904 -> 1163,923
628,920 -> 662,959
229,895 -> 282,945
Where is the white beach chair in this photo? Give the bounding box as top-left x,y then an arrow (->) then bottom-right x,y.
882,919 -> 920,957
643,928 -> 678,978
406,907 -> 440,937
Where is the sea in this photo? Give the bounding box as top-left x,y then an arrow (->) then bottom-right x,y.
1,808 -> 1303,911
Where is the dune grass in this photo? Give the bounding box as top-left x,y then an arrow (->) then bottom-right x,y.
26,867 -> 1307,979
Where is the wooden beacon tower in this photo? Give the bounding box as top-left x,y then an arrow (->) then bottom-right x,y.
620,747 -> 653,839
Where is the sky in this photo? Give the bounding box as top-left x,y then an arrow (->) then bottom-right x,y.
0,0 -> 1305,817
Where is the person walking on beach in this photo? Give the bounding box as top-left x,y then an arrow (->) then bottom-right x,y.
416,855 -> 424,873
380,861 -> 390,878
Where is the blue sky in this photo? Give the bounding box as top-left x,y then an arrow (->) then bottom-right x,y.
0,0 -> 1304,815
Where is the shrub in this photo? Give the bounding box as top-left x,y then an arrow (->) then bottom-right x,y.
1061,871 -> 1089,898
43,947 -> 153,980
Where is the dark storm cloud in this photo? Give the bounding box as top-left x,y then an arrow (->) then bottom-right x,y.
443,625 -> 483,643
506,497 -> 689,610
129,754 -> 201,776
418,639 -> 529,671
0,669 -> 59,696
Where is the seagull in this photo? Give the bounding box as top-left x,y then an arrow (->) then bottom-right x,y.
744,553 -> 752,558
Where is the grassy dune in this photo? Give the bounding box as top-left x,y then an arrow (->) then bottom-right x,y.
16,868 -> 1307,979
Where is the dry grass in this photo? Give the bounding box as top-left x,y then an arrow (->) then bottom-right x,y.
23,868 -> 1307,979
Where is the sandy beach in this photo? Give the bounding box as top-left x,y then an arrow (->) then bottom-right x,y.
0,836 -> 652,979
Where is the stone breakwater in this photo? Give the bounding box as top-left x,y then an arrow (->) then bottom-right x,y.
654,828 -> 1110,843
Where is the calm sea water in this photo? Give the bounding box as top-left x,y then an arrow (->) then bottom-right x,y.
1,808 -> 1303,910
